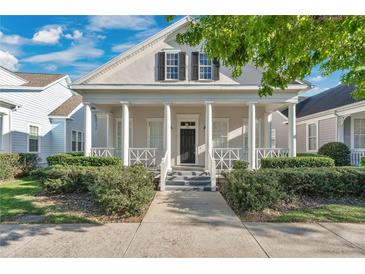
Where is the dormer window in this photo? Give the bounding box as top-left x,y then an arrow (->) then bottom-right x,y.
199,53 -> 212,80
165,53 -> 179,80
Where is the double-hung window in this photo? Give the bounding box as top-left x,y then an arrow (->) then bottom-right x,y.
199,53 -> 212,80
148,119 -> 163,149
28,125 -> 39,153
213,119 -> 228,148
354,118 -> 365,149
307,123 -> 317,151
71,130 -> 84,152
165,53 -> 179,80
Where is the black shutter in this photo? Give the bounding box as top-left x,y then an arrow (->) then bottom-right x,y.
213,59 -> 220,81
179,52 -> 186,80
191,52 -> 199,80
157,52 -> 165,81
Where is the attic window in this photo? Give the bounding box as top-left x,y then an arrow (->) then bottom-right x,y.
199,53 -> 212,80
165,53 -> 179,80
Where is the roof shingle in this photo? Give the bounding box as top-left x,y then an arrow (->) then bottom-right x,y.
14,72 -> 66,87
49,96 -> 82,117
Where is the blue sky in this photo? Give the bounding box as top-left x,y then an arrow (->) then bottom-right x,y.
0,15 -> 341,96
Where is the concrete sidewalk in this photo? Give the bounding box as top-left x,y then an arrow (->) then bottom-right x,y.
1,192 -> 365,258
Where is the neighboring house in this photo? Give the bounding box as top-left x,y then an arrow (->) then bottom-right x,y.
273,84 -> 365,165
0,66 -> 84,164
71,16 -> 310,190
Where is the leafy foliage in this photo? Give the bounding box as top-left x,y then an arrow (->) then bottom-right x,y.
0,153 -> 20,181
261,156 -> 335,168
18,153 -> 39,175
223,167 -> 365,212
47,153 -> 121,167
318,142 -> 351,166
232,160 -> 249,170
171,16 -> 365,98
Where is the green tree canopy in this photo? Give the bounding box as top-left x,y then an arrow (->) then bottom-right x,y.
168,16 -> 365,98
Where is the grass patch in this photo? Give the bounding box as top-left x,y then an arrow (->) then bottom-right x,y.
272,204 -> 365,223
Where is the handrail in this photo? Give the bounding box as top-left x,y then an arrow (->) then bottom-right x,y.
213,148 -> 247,169
160,150 -> 168,191
129,148 -> 157,168
208,150 -> 216,191
351,149 -> 365,166
91,147 -> 118,157
255,148 -> 289,168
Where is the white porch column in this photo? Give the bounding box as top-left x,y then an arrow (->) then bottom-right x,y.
205,102 -> 213,169
164,103 -> 172,170
248,103 -> 256,169
122,103 -> 129,166
288,103 -> 297,157
264,112 -> 272,148
84,103 -> 92,156
0,111 -> 12,152
337,116 -> 346,143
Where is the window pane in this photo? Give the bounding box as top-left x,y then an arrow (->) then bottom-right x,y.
29,139 -> 38,152
308,124 -> 316,137
354,135 -> 360,148
361,119 -> 365,134
360,135 -> 365,148
149,121 -> 163,149
29,126 -> 38,138
213,120 -> 228,148
72,131 -> 76,142
354,119 -> 361,134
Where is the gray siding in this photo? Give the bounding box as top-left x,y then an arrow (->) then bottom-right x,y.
318,117 -> 337,148
297,124 -> 306,152
50,118 -> 66,154
66,106 -> 85,152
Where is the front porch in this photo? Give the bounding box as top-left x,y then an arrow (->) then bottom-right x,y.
83,102 -> 296,190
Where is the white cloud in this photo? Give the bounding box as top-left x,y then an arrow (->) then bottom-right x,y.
112,42 -> 135,53
65,30 -> 83,40
32,25 -> 63,44
133,27 -> 161,40
23,39 -> 103,65
0,31 -> 25,45
87,16 -> 156,31
45,64 -> 58,71
308,75 -> 324,82
0,50 -> 19,71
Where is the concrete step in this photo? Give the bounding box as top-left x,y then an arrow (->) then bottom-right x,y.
165,185 -> 212,191
166,180 -> 211,187
166,175 -> 211,181
168,171 -> 208,177
171,165 -> 205,171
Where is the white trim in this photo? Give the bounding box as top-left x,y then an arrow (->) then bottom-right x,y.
0,75 -> 69,91
242,118 -> 262,149
306,122 -> 318,152
63,120 -> 67,152
351,114 -> 365,150
71,129 -> 84,152
176,114 -> 199,165
164,51 -> 180,81
146,118 -> 163,148
27,123 -> 41,153
212,118 -> 229,148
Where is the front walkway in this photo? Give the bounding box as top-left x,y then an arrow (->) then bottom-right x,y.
1,192 -> 365,257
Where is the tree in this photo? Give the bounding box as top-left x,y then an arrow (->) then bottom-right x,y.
167,16 -> 365,98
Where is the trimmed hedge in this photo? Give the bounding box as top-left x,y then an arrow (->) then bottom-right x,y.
47,153 -> 121,167
222,167 -> 365,212
0,153 -> 20,181
261,156 -> 335,169
318,142 -> 351,166
362,157 -> 365,167
232,160 -> 249,170
296,152 -> 322,157
32,164 -> 155,217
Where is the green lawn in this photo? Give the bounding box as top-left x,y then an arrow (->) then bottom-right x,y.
272,204 -> 365,223
0,179 -> 93,224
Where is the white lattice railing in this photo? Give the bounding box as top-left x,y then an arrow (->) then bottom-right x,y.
160,150 -> 168,191
256,148 -> 289,168
91,147 -> 120,157
213,148 -> 248,170
351,149 -> 365,166
208,150 -> 216,191
129,148 -> 157,168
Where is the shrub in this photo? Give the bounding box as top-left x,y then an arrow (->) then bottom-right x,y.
318,142 -> 351,166
18,153 -> 39,175
232,160 -> 249,170
47,153 -> 121,167
88,164 -> 155,216
223,167 -> 365,212
0,153 -> 20,181
223,169 -> 286,211
261,156 -> 335,169
65,152 -> 84,156
297,152 -> 322,157
33,165 -> 91,193
362,157 -> 365,167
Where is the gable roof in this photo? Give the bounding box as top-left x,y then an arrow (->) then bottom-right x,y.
73,16 -> 193,85
281,85 -> 362,118
14,72 -> 66,87
48,95 -> 82,117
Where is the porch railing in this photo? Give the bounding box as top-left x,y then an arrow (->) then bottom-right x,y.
351,149 -> 365,166
160,150 -> 168,191
208,150 -> 216,191
256,148 -> 289,168
129,148 -> 158,168
91,147 -> 120,157
212,148 -> 248,170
